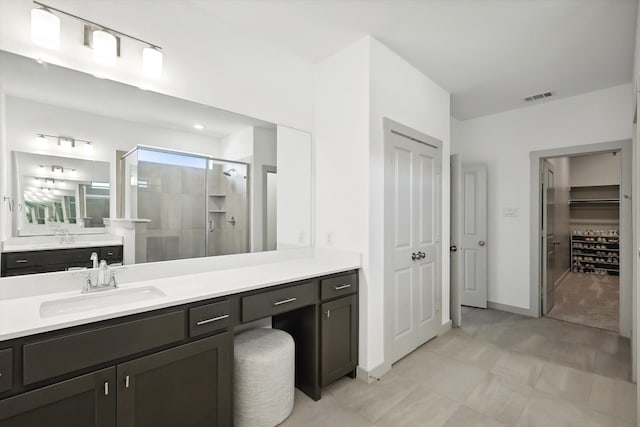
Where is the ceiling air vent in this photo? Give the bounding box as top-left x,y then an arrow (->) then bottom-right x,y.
524,91 -> 553,102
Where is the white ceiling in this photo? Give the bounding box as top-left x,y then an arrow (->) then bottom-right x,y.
192,0 -> 638,119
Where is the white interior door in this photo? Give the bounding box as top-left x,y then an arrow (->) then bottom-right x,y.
542,160 -> 556,314
460,164 -> 488,308
386,127 -> 441,364
450,154 -> 462,327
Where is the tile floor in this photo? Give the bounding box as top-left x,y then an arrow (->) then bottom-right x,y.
547,272 -> 619,332
280,307 -> 636,427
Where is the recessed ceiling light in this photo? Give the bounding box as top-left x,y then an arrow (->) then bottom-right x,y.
193,124 -> 205,130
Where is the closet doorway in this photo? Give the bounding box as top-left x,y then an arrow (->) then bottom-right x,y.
543,153 -> 621,331
530,141 -> 632,337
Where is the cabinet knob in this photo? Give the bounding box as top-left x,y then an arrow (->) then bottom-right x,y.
325,310 -> 331,318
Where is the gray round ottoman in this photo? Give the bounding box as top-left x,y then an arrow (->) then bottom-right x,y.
234,328 -> 295,427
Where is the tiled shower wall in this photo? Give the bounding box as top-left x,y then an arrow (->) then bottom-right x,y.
137,161 -> 206,262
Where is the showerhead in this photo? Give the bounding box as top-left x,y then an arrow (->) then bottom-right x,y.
223,168 -> 236,177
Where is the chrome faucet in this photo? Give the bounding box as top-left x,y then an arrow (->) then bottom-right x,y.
90,251 -> 99,269
56,227 -> 75,244
84,253 -> 117,293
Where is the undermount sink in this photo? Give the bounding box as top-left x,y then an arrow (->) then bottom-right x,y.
40,286 -> 166,318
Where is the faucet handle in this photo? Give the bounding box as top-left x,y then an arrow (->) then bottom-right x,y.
108,270 -> 118,288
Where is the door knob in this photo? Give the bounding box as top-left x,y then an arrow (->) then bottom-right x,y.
479,241 -> 486,247
411,252 -> 418,261
450,245 -> 457,252
419,251 -> 426,259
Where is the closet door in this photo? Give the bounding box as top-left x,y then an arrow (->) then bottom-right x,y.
386,126 -> 441,364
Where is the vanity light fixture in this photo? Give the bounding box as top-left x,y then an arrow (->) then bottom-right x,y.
31,2 -> 164,78
35,133 -> 93,151
92,29 -> 117,67
36,134 -> 48,146
142,47 -> 163,78
52,166 -> 64,175
58,137 -> 75,149
31,5 -> 60,50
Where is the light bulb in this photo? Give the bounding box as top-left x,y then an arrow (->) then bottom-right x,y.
142,47 -> 163,79
31,8 -> 60,50
93,30 -> 117,66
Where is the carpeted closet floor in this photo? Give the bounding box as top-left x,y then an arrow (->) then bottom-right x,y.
547,272 -> 619,332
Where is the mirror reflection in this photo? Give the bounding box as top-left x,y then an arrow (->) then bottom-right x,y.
14,152 -> 110,235
0,49 -> 303,272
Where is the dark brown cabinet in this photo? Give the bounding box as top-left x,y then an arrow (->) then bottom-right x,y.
1,245 -> 124,277
321,294 -> 358,387
0,368 -> 115,427
117,333 -> 231,427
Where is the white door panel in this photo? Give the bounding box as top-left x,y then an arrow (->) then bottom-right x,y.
460,164 -> 488,308
386,126 -> 441,364
450,155 -> 462,327
542,160 -> 556,314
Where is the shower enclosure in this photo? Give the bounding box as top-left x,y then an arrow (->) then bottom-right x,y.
121,146 -> 249,263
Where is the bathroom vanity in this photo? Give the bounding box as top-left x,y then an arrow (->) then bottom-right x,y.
0,249 -> 360,426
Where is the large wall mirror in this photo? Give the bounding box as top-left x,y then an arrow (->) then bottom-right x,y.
0,49 -> 312,268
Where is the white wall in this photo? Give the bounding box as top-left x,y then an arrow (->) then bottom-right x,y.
0,1 -> 314,132
315,36 -> 450,374
315,36 -> 371,367
452,84 -> 633,309
569,152 -> 622,187
277,125 -> 312,248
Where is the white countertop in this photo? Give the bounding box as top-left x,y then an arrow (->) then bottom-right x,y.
2,234 -> 123,252
0,248 -> 361,341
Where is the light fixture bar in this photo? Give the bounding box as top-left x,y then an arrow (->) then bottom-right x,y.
33,1 -> 162,50
36,133 -> 92,144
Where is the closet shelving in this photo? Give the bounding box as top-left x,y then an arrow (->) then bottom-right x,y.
571,232 -> 619,275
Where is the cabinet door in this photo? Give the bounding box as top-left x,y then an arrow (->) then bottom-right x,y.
117,333 -> 231,427
0,368 -> 115,427
321,295 -> 358,387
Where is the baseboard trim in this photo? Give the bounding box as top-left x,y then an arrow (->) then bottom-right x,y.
439,320 -> 452,334
487,301 -> 535,317
356,362 -> 391,384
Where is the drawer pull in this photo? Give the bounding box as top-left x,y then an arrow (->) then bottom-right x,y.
333,284 -> 352,291
273,297 -> 297,306
125,375 -> 130,388
196,314 -> 229,326
104,382 -> 109,396
15,259 -> 28,264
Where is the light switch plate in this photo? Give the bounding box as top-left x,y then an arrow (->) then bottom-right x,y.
503,207 -> 519,217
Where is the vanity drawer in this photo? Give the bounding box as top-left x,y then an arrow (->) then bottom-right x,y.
43,247 -> 96,266
189,300 -> 231,337
23,310 -> 185,385
5,252 -> 41,269
100,245 -> 122,261
320,272 -> 358,301
242,282 -> 317,323
0,349 -> 12,394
